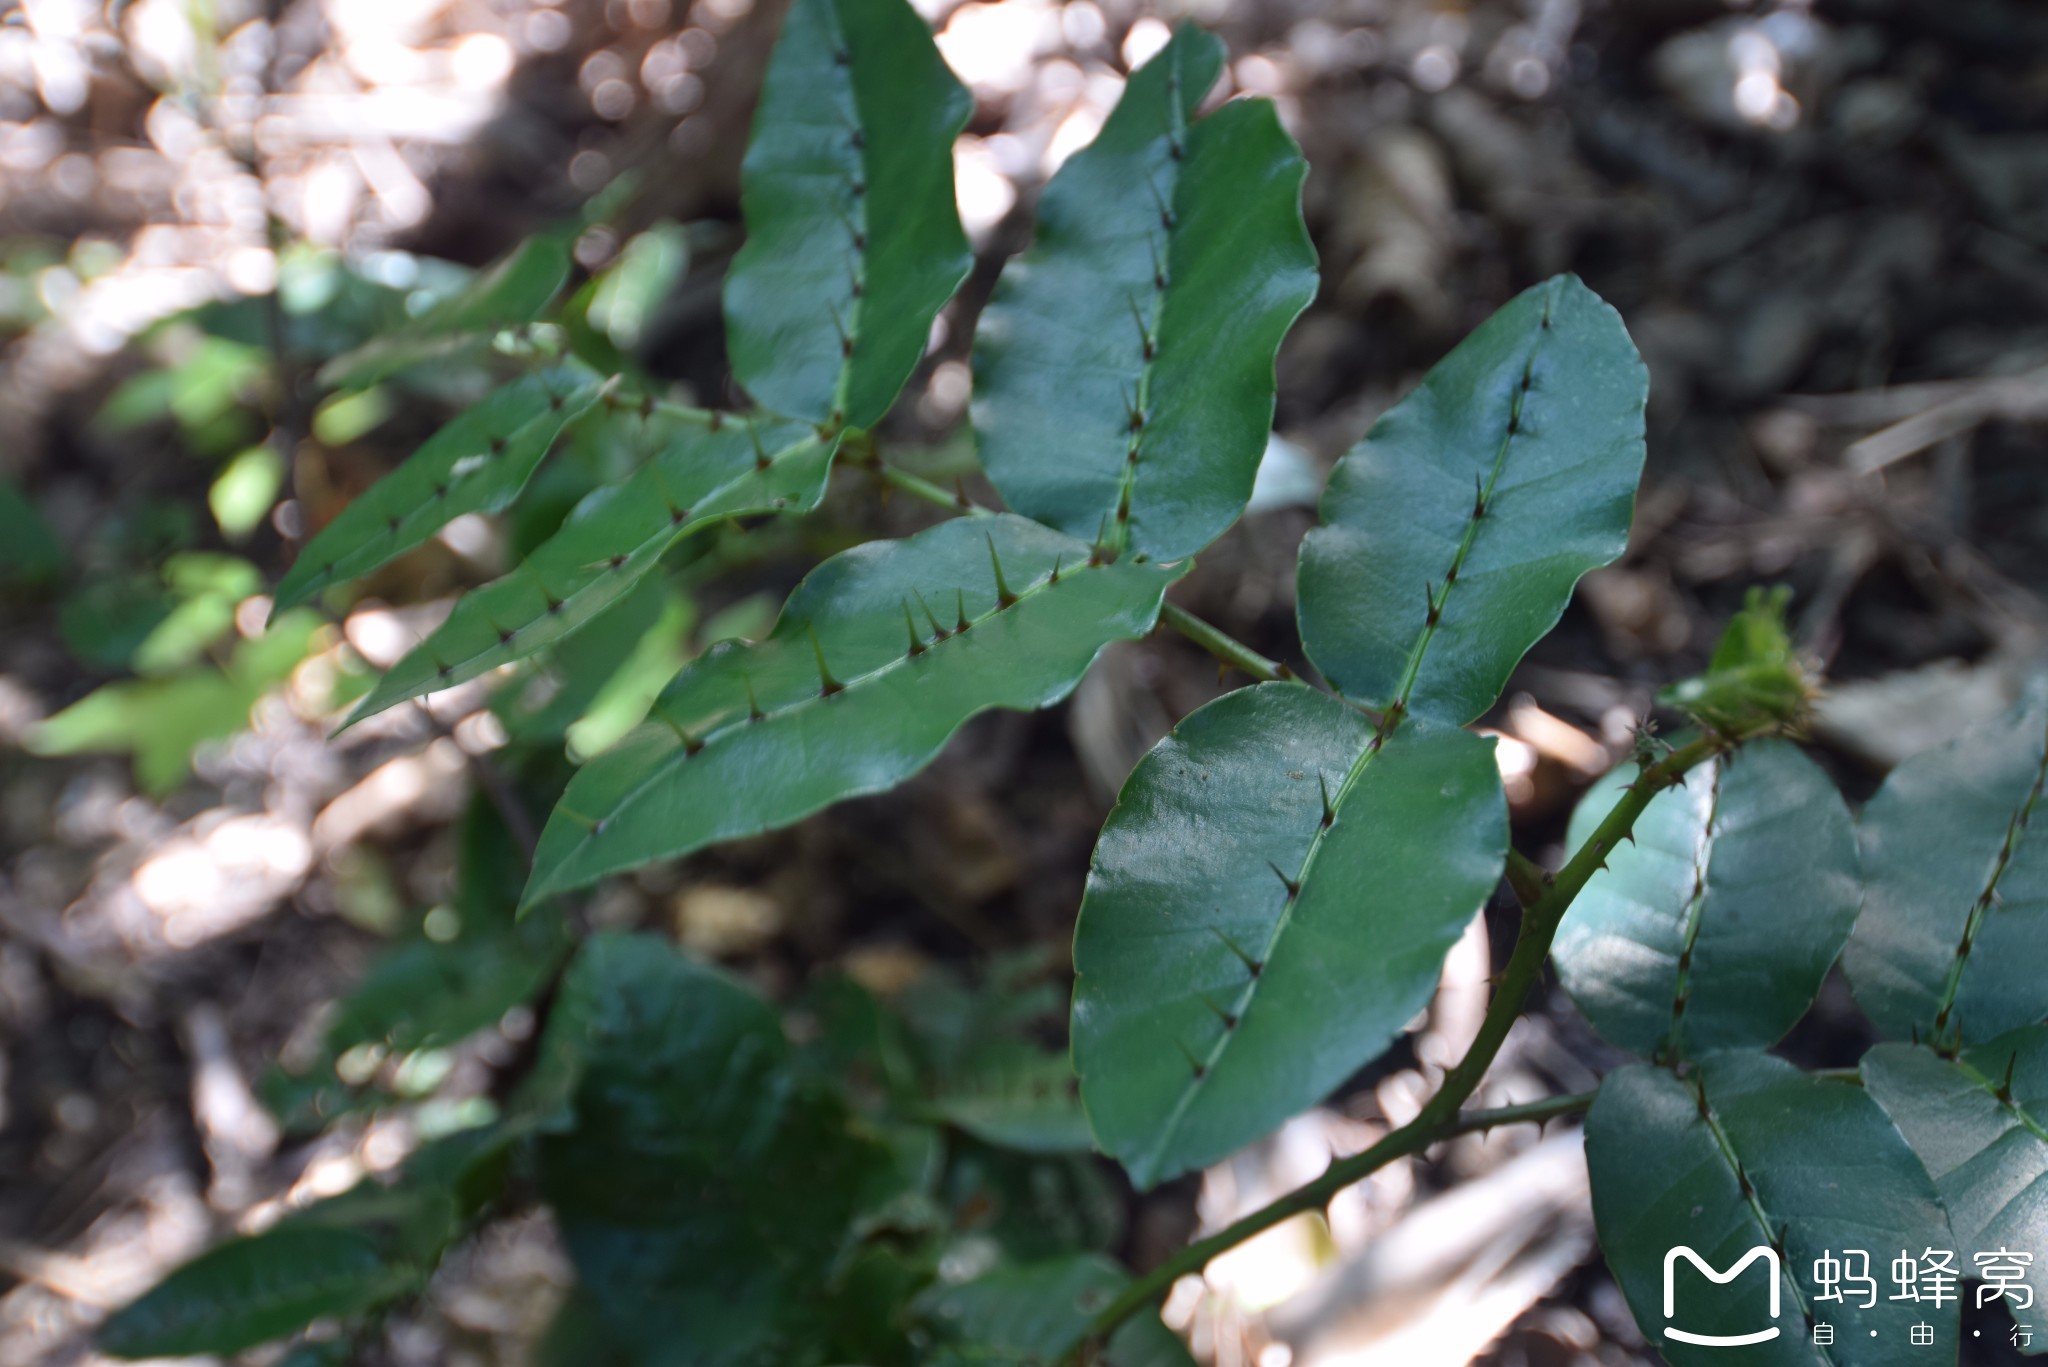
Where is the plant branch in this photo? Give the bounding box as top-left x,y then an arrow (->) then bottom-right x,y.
1159,603 -> 1292,684
1071,730 -> 1730,1351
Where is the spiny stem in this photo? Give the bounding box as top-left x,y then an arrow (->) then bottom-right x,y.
1159,603 -> 1291,684
1069,731 -> 1730,1353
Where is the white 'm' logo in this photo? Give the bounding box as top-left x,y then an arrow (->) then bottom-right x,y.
1663,1245 -> 1783,1347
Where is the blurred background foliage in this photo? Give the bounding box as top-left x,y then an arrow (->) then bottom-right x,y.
1,0 -> 2045,1362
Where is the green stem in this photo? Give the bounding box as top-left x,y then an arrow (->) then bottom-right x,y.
1443,1088 -> 1596,1137
1159,602 -> 1292,684
1071,731 -> 1729,1351
871,460 -> 992,518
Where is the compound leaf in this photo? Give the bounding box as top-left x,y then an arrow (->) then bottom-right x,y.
1586,1053 -> 1954,1366
1863,1029 -> 2048,1344
1552,739 -> 1861,1060
1072,682 -> 1506,1188
1844,681 -> 2048,1048
973,24 -> 1316,562
345,406 -> 833,726
274,364 -> 601,613
525,515 -> 1180,905
725,0 -> 971,429
915,1255 -> 1194,1367
1297,275 -> 1647,725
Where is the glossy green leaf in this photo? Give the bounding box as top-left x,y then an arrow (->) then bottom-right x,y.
1072,682 -> 1506,1188
524,515 -> 1183,905
537,934 -> 906,1367
1843,681 -> 2048,1048
1297,275 -> 1648,724
1587,1053 -> 1955,1366
915,1255 -> 1195,1367
1552,739 -> 1860,1060
274,364 -> 601,614
972,25 -> 1316,562
724,0 -> 971,428
1863,1029 -> 2048,1344
343,406 -> 833,726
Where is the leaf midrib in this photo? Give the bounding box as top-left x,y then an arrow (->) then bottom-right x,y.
822,0 -> 868,424
1107,51 -> 1194,560
544,557 -> 1110,885
350,406 -> 812,724
1383,278 -> 1560,715
294,366 -> 594,600
1692,1075 -> 1839,1367
1933,706 -> 2048,1038
1665,759 -> 1726,1059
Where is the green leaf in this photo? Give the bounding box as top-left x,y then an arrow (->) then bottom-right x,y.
1863,1029 -> 2048,1345
929,1040 -> 1094,1154
328,910 -> 568,1057
0,474 -> 63,587
343,406 -> 833,726
524,515 -> 1182,905
1072,682 -> 1506,1188
915,1255 -> 1195,1367
99,1225 -> 419,1359
1659,585 -> 1814,735
99,1150 -> 474,1362
29,612 -> 322,793
1586,1053 -> 1955,1366
272,364 -> 601,614
1552,739 -> 1860,1060
972,25 -> 1317,562
537,934 -> 907,1367
1296,275 -> 1648,725
420,231 -> 574,336
319,232 -> 574,390
1843,680 -> 2048,1048
724,0 -> 972,428
209,444 -> 288,542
